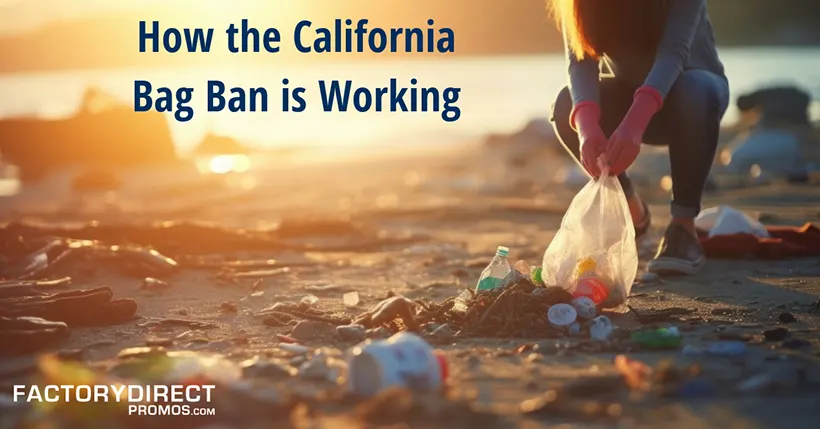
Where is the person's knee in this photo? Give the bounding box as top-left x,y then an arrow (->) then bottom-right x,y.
666,70 -> 727,119
551,86 -> 574,139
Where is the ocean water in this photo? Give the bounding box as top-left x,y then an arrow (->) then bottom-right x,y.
0,48 -> 818,153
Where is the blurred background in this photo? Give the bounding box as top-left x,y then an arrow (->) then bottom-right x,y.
0,0 -> 818,212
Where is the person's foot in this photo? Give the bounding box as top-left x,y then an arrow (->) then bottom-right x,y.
646,222 -> 705,275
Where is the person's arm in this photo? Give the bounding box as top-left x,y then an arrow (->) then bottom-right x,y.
563,24 -> 601,130
638,0 -> 706,109
604,0 -> 706,175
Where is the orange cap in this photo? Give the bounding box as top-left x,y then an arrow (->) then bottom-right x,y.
434,351 -> 449,381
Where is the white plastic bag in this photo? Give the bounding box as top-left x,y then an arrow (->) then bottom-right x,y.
694,206 -> 769,238
541,174 -> 638,311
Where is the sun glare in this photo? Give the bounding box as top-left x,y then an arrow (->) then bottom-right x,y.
168,0 -> 308,23
207,154 -> 251,175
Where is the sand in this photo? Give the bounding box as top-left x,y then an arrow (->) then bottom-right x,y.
1,141 -> 819,428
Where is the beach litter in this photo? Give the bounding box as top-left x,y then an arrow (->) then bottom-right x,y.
541,171 -> 639,310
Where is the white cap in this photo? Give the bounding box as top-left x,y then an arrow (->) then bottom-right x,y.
547,304 -> 577,327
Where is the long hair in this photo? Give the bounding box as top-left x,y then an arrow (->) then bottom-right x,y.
549,0 -> 598,60
549,0 -> 666,61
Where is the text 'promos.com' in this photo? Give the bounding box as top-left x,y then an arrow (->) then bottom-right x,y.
14,384 -> 217,416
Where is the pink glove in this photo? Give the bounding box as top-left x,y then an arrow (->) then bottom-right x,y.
605,87 -> 663,176
571,102 -> 607,177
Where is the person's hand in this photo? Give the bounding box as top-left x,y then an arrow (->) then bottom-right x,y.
573,103 -> 607,177
605,123 -> 642,176
604,87 -> 662,176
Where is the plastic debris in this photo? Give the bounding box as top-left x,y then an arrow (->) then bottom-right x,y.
588,316 -> 613,342
343,291 -> 360,308
337,324 -> 367,342
704,341 -> 747,357
547,303 -> 577,329
570,296 -> 597,320
301,295 -> 320,306
631,327 -> 682,349
475,246 -> 511,292
279,343 -> 310,355
346,331 -> 447,396
614,355 -> 652,391
694,206 -> 769,238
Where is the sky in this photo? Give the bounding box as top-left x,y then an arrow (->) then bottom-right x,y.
0,0 -> 310,35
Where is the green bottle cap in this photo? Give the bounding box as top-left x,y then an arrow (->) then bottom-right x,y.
530,266 -> 544,286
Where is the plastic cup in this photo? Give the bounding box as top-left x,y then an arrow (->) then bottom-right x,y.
346,332 -> 447,397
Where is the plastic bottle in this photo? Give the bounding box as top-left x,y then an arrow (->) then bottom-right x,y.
346,332 -> 448,397
475,246 -> 511,292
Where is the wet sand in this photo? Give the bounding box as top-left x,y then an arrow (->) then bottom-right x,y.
1,141 -> 819,428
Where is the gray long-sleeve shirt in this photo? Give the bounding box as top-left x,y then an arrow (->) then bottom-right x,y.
566,0 -> 725,107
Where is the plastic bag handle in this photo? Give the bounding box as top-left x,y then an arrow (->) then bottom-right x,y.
597,154 -> 610,178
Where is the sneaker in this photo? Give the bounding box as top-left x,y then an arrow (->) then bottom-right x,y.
646,223 -> 705,275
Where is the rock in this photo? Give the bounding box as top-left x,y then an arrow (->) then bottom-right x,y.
298,355 -> 337,382
778,312 -> 797,324
336,324 -> 366,342
763,327 -> 790,342
240,356 -> 296,378
250,291 -> 264,298
290,320 -> 336,341
220,302 -> 238,313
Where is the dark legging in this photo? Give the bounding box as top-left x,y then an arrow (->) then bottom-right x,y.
550,69 -> 730,219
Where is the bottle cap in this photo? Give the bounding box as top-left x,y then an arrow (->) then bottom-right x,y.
496,246 -> 509,257
571,296 -> 597,320
547,303 -> 577,327
434,351 -> 449,381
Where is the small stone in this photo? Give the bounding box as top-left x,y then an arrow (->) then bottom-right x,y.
176,309 -> 188,316
250,291 -> 265,298
290,320 -> 336,341
778,312 -> 797,324
221,302 -> 238,313
336,324 -> 366,342
298,355 -> 337,382
763,327 -> 790,342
